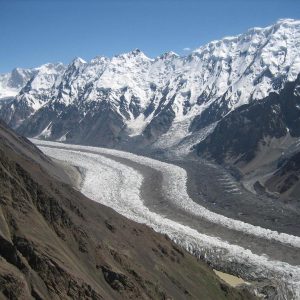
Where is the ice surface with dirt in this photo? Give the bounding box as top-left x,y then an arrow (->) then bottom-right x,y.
34,139 -> 300,299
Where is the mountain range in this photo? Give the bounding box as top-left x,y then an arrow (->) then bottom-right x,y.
2,17 -> 300,300
1,18 -> 300,198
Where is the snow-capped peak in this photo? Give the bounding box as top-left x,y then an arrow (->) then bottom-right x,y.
70,57 -> 86,67
90,56 -> 109,64
158,51 -> 180,60
14,62 -> 66,110
276,18 -> 300,26
130,48 -> 143,56
0,67 -> 38,99
114,49 -> 152,62
35,62 -> 65,74
3,19 -> 300,149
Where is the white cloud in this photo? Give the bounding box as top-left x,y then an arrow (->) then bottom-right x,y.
183,47 -> 191,51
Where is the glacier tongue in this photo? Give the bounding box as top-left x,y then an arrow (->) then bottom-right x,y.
37,140 -> 300,300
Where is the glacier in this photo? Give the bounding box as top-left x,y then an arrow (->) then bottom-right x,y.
35,140 -> 300,299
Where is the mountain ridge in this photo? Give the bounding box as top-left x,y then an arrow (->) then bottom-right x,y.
1,18 -> 300,151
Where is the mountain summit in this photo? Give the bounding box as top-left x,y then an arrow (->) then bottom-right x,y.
1,19 -> 300,150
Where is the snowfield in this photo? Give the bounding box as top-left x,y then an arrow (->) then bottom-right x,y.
4,19 -> 300,150
35,140 -> 300,299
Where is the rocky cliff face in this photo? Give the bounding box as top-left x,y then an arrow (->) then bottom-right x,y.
195,74 -> 300,201
0,121 -> 254,299
196,75 -> 300,165
264,150 -> 300,200
1,19 -> 300,150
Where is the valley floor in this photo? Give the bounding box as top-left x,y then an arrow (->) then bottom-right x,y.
33,139 -> 300,300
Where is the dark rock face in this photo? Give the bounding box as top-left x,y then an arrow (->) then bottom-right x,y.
100,266 -> 135,292
190,94 -> 230,132
143,105 -> 176,142
15,88 -> 176,148
17,101 -> 126,147
12,82 -> 179,149
196,75 -> 300,164
266,151 -> 300,196
17,104 -> 59,138
0,121 -> 255,299
0,98 -> 34,129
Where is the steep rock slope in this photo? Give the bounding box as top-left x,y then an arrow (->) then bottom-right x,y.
0,121 -> 254,299
2,19 -> 300,149
196,75 -> 300,165
265,150 -> 300,199
195,74 -> 300,200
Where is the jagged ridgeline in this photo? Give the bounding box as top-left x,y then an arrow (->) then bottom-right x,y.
0,19 -> 299,151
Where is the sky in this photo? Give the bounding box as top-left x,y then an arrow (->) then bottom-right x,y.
0,0 -> 300,73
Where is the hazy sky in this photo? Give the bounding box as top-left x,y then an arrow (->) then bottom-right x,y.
1,0 -> 300,72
